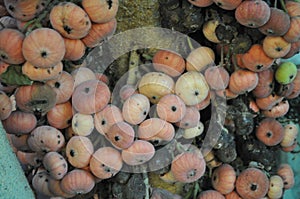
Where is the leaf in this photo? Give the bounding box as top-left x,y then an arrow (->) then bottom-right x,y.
0,65 -> 33,86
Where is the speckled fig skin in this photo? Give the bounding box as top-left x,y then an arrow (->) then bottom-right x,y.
252,68 -> 274,98
213,0 -> 242,10
72,79 -> 111,114
66,136 -> 94,168
258,8 -> 291,36
106,121 -> 135,150
43,151 -> 68,180
175,71 -> 209,106
122,93 -> 150,125
90,147 -> 123,179
235,0 -> 271,28
27,125 -> 65,153
138,72 -> 175,104
50,2 -> 91,39
236,168 -> 269,199
2,111 -> 37,135
121,140 -> 155,166
228,69 -> 258,95
255,118 -> 284,146
60,169 -> 95,195
156,94 -> 186,123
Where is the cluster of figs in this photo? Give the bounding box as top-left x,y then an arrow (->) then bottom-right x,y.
0,0 -> 299,199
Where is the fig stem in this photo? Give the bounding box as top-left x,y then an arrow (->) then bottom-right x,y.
187,36 -> 194,51
127,50 -> 140,85
193,182 -> 200,199
219,44 -> 224,67
279,0 -> 288,12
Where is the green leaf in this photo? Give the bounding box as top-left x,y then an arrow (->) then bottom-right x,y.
0,65 -> 33,86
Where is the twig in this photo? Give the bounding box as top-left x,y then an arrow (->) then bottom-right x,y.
143,172 -> 150,199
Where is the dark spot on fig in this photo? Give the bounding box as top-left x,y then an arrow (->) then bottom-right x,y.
8,5 -> 14,12
256,65 -> 263,70
84,87 -> 90,93
152,140 -> 159,145
213,175 -> 217,181
0,54 -> 8,60
114,136 -> 120,141
251,183 -> 257,191
266,131 -> 272,137
267,29 -> 274,34
63,25 -> 72,34
54,82 -> 60,88
171,106 -> 177,112
41,51 -> 47,58
106,0 -> 113,9
42,149 -> 48,153
69,149 -> 75,157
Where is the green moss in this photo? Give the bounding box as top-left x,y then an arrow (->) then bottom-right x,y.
116,0 -> 161,32
148,172 -> 184,195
